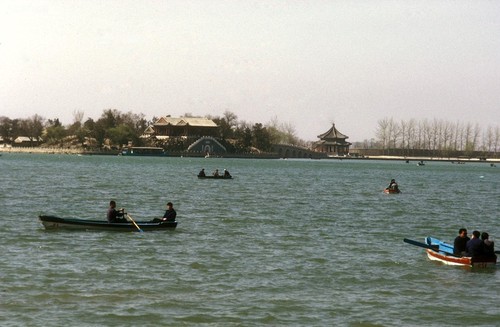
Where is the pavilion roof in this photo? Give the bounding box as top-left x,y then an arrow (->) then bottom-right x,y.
154,116 -> 217,127
317,124 -> 348,140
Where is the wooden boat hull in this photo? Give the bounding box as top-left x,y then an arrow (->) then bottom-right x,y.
426,249 -> 496,268
384,189 -> 400,194
197,175 -> 232,179
39,215 -> 177,231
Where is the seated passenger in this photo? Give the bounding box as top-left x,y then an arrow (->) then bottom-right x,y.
213,169 -> 219,177
453,228 -> 470,256
481,232 -> 495,258
465,230 -> 482,257
198,168 -> 206,177
223,169 -> 231,178
152,202 -> 177,222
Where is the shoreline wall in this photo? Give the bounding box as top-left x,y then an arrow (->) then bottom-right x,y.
1,146 -> 499,163
0,146 -> 82,154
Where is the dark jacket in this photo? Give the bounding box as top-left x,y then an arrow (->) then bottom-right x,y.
482,240 -> 495,257
163,208 -> 177,222
453,236 -> 470,255
466,238 -> 482,257
107,208 -> 125,223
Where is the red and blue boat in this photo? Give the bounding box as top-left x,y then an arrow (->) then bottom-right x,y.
404,237 -> 497,268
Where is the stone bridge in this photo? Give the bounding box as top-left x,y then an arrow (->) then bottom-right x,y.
271,144 -> 326,159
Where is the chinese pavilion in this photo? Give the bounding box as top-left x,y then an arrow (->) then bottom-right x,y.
313,123 -> 352,156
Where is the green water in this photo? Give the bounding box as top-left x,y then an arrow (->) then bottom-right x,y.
1,153 -> 498,326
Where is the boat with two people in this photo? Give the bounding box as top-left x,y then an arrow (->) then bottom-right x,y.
39,215 -> 177,232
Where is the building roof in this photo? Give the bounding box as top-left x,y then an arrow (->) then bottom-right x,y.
317,124 -> 348,140
14,136 -> 43,143
154,116 -> 217,127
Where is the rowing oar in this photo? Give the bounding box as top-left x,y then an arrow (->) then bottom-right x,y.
403,238 -> 439,251
126,213 -> 144,233
404,238 -> 466,258
404,238 -> 500,255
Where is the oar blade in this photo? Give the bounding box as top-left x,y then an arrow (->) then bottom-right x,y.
403,238 -> 437,250
126,213 -> 144,233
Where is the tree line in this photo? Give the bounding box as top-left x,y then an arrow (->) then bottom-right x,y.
370,117 -> 499,157
0,109 -> 305,153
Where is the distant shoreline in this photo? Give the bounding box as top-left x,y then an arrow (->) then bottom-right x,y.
1,146 -> 499,163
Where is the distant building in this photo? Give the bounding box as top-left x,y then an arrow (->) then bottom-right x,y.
144,116 -> 218,141
313,124 -> 351,156
13,136 -> 43,147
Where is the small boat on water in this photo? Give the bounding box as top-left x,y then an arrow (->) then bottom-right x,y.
384,188 -> 401,194
404,237 -> 497,268
39,215 -> 177,231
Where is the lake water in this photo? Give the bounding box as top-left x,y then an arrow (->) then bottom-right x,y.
1,153 -> 498,326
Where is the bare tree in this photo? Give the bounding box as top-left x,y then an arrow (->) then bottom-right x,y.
471,123 -> 481,152
485,126 -> 494,153
494,126 -> 500,153
73,110 -> 84,125
376,118 -> 390,150
441,121 -> 453,152
407,119 -> 417,150
388,118 -> 400,150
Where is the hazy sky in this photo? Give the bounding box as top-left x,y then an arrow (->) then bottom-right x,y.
1,0 -> 499,142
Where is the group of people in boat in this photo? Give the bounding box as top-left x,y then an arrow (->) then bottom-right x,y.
107,200 -> 176,223
453,228 -> 496,258
198,168 -> 232,178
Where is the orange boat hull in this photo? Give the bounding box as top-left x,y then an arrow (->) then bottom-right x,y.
426,249 -> 497,268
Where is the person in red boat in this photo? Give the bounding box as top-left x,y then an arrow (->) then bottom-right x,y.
385,179 -> 399,192
481,232 -> 495,258
466,230 -> 482,257
453,228 -> 470,256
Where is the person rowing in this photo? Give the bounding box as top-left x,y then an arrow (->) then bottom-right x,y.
107,200 -> 127,223
385,179 -> 400,193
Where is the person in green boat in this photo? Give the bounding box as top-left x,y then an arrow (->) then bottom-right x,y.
107,200 -> 127,223
152,202 -> 177,222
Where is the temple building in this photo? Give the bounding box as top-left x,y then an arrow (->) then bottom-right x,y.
143,116 -> 218,141
313,123 -> 352,156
